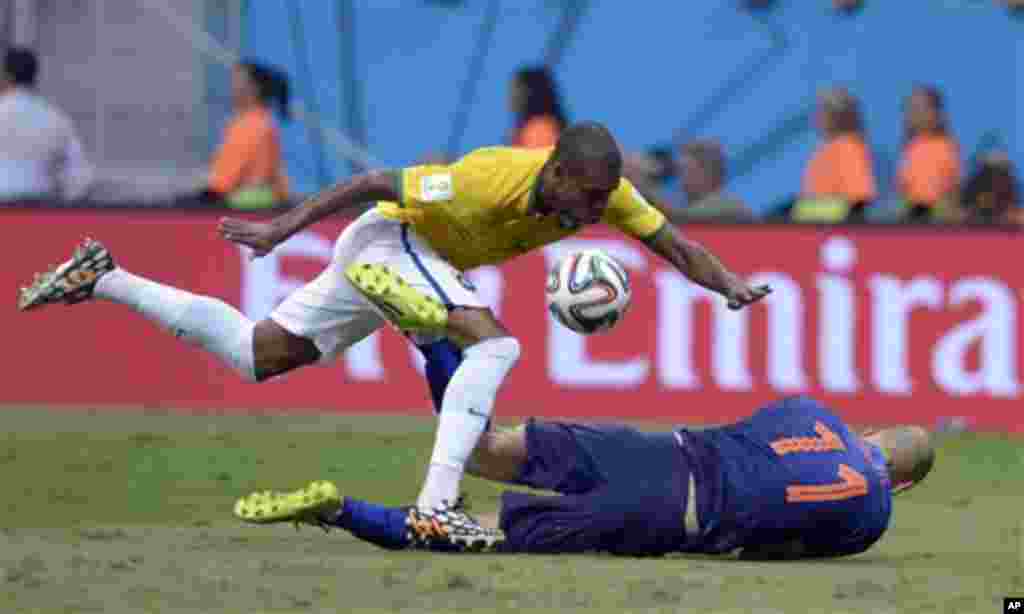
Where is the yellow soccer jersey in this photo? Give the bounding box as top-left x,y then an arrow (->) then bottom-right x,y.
375,147 -> 666,271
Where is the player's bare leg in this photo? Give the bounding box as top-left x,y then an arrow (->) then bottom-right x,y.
18,238 -> 320,382
250,320 -> 320,379
467,425 -> 529,483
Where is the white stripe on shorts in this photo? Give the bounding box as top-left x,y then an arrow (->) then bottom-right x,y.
675,431 -> 701,539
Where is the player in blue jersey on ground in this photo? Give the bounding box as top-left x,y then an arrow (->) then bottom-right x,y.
235,395 -> 934,558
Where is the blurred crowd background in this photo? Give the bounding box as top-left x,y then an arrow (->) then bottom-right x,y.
1,1 -> 1021,226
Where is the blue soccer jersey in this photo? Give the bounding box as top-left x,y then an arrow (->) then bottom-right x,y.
678,396 -> 892,558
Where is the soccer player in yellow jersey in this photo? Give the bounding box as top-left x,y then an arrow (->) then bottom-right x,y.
18,121 -> 770,551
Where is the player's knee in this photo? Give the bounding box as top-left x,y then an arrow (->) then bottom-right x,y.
446,307 -> 511,345
251,320 -> 320,382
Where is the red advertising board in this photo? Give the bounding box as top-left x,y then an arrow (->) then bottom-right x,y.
4,209 -> 1022,432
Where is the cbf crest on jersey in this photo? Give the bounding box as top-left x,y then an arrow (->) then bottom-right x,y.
420,174 -> 453,202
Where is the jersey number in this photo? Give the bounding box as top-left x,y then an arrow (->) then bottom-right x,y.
771,422 -> 869,504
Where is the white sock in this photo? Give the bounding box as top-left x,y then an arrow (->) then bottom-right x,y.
417,336 -> 521,511
95,268 -> 257,381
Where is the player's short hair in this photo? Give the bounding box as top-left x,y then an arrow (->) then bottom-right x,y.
552,121 -> 623,178
3,47 -> 38,87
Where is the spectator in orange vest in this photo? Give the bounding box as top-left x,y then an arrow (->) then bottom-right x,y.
898,85 -> 961,223
205,61 -> 291,209
508,66 -> 567,149
793,87 -> 877,223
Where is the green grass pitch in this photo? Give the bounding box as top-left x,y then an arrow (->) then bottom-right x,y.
0,405 -> 1020,613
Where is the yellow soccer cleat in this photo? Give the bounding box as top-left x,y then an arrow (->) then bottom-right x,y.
233,480 -> 342,529
344,263 -> 448,333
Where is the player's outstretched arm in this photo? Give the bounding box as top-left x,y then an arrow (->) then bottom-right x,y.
219,169 -> 401,257
645,223 -> 771,310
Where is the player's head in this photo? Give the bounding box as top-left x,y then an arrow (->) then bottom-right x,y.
862,426 -> 935,495
234,60 -> 291,120
2,47 -> 38,90
542,121 -> 623,227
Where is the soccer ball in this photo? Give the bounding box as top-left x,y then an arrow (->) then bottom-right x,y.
546,249 -> 632,335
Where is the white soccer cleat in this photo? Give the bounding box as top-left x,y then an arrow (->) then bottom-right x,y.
405,498 -> 505,553
17,238 -> 115,312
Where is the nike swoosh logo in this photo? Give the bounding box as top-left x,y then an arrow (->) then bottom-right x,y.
467,407 -> 488,419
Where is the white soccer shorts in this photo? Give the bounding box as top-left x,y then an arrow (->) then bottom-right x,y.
270,210 -> 486,363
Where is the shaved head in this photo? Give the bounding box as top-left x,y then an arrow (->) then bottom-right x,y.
551,121 -> 623,178
536,120 -> 623,227
866,426 -> 935,493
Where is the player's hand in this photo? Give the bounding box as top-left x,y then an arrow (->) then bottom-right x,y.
724,278 -> 772,310
218,217 -> 286,258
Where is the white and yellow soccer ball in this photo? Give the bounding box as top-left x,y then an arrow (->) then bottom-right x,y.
546,249 -> 632,335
